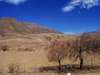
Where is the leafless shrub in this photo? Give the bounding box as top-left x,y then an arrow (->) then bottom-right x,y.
0,45 -> 9,52
8,63 -> 20,73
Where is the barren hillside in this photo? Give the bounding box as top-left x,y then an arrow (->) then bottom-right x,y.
0,18 -> 99,72
0,18 -> 61,36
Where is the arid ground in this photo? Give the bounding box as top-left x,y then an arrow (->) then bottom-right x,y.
0,33 -> 100,75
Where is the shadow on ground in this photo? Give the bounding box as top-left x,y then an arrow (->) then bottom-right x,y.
39,64 -> 100,73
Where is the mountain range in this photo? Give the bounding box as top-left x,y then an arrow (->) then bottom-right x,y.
0,18 -> 61,36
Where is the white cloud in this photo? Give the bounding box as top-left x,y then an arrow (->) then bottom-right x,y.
82,0 -> 99,8
0,0 -> 27,5
62,5 -> 75,12
62,0 -> 100,12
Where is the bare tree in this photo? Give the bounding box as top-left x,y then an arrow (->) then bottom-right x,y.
47,39 -> 72,72
70,32 -> 100,69
81,32 -> 100,65
70,34 -> 90,69
71,38 -> 84,69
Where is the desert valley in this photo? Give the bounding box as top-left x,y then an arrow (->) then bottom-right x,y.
0,18 -> 100,75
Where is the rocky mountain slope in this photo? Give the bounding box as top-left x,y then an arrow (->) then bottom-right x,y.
0,18 -> 61,36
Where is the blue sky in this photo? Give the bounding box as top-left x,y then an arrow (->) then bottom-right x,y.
0,0 -> 100,34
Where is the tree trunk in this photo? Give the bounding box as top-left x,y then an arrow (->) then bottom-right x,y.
79,57 -> 83,69
79,47 -> 83,69
58,60 -> 62,72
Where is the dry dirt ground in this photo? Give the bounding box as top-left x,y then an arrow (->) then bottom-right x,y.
0,72 -> 100,75
0,34 -> 78,72
0,50 -> 100,72
0,34 -> 100,73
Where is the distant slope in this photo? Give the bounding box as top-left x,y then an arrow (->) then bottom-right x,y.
0,18 -> 62,36
82,30 -> 100,40
83,30 -> 100,36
